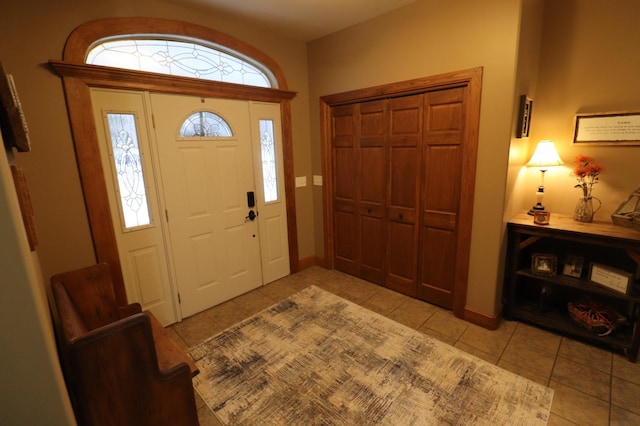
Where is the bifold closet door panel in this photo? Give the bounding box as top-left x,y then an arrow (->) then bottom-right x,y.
418,87 -> 465,308
358,100 -> 387,284
332,104 -> 358,276
385,94 -> 423,297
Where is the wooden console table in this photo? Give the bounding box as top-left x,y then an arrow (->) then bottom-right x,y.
504,212 -> 640,362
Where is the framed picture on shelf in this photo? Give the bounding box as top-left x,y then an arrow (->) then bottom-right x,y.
531,253 -> 557,276
562,255 -> 584,278
589,263 -> 632,295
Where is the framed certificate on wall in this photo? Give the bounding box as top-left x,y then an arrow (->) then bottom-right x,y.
574,111 -> 640,146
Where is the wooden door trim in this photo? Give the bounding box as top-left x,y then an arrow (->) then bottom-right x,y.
321,67 -> 483,319
321,68 -> 482,105
49,18 -> 299,304
62,17 -> 289,91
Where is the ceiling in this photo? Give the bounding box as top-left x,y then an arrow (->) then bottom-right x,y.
162,0 -> 416,41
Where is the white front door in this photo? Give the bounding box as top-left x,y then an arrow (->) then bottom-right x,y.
151,94 -> 290,318
91,90 -> 290,322
91,89 -> 178,325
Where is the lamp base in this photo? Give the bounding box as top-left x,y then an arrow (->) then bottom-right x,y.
528,203 -> 546,215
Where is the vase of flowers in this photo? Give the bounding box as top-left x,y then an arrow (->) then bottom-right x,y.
572,154 -> 603,222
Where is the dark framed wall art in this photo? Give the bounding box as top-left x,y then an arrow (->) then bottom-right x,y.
0,61 -> 31,152
516,95 -> 533,138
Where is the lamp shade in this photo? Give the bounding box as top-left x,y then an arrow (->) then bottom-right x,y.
526,140 -> 564,168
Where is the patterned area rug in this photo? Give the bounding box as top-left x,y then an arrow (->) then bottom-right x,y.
189,286 -> 553,425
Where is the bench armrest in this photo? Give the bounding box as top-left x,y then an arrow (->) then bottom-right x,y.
66,313 -> 198,425
147,311 -> 199,377
51,281 -> 88,340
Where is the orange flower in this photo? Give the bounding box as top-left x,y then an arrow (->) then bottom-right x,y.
572,155 -> 603,197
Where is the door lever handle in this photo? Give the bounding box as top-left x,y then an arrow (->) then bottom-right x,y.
245,210 -> 258,222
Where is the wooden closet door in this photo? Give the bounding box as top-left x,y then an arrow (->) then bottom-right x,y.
331,104 -> 358,276
418,87 -> 466,308
331,101 -> 387,283
386,95 -> 423,297
357,100 -> 387,284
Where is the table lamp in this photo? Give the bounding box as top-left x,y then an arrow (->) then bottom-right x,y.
526,140 -> 564,215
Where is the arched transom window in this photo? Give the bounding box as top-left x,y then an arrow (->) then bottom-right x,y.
179,111 -> 233,138
86,37 -> 276,88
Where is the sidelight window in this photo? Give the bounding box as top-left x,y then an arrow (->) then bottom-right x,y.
106,113 -> 151,229
259,119 -> 278,202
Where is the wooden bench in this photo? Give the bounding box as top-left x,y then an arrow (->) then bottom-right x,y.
49,263 -> 200,425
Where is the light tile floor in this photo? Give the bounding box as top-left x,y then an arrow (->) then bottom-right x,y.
169,266 -> 640,425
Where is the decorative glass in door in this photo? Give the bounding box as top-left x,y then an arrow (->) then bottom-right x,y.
179,111 -> 233,138
259,119 -> 278,202
106,113 -> 151,229
86,38 -> 275,88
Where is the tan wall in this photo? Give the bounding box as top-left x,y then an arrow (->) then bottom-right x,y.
518,0 -> 640,220
1,144 -> 76,424
505,0 -> 545,221
501,0 -> 546,317
0,0 -> 314,286
308,0 -> 523,315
